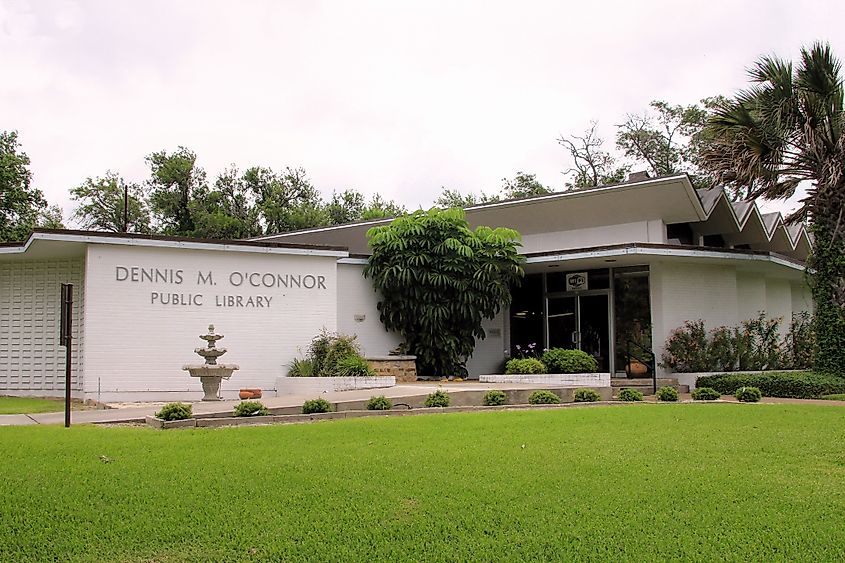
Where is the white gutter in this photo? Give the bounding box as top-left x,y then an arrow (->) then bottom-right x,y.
526,246 -> 805,272
0,232 -> 349,258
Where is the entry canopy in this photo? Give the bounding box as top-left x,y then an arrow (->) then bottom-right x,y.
257,174 -> 811,262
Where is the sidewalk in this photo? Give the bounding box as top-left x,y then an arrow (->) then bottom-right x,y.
0,382 -> 515,426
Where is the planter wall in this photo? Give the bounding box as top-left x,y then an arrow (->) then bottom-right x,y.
479,373 -> 611,387
275,375 -> 396,396
674,369 -> 807,391
366,355 -> 417,383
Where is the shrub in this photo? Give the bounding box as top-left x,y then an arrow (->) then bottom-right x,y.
309,330 -> 362,376
574,388 -> 601,402
656,386 -> 679,402
366,395 -> 392,410
782,312 -> 814,370
660,320 -> 709,373
618,388 -> 643,402
541,348 -> 597,374
735,386 -> 762,402
302,398 -> 333,414
424,389 -> 451,407
691,387 -> 721,400
696,371 -> 845,399
233,401 -> 269,417
155,402 -> 192,421
504,358 -> 546,375
287,358 -> 314,377
483,389 -> 507,406
335,355 -> 376,377
528,390 -> 560,405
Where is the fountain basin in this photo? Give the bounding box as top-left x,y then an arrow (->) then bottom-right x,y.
183,364 -> 240,401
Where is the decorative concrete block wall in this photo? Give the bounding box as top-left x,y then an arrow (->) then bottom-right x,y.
367,356 -> 417,383
0,259 -> 85,396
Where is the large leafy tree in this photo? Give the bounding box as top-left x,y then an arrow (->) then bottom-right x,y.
190,166 -> 262,239
70,172 -> 150,233
364,208 -> 524,377
0,131 -> 48,242
245,166 -> 327,233
701,42 -> 845,375
146,147 -> 208,236
558,122 -> 630,189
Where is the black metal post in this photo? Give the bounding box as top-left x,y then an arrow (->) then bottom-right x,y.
123,183 -> 129,232
60,284 -> 73,428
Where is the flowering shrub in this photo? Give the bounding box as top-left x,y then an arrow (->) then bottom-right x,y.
661,313 -> 812,373
660,320 -> 709,373
513,342 -> 539,358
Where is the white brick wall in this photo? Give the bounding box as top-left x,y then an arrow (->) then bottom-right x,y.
336,263 -> 402,356
84,244 -> 338,401
0,259 -> 85,396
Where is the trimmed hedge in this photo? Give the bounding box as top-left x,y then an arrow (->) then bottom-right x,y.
505,358 -> 546,375
735,386 -> 762,402
696,371 -> 845,399
541,348 -> 598,374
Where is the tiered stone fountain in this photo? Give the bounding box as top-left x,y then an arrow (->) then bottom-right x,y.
183,324 -> 239,401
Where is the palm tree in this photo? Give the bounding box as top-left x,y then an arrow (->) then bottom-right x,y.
702,42 -> 845,375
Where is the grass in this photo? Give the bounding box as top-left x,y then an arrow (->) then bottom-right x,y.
1,404 -> 844,561
0,396 -> 66,414
821,393 -> 845,400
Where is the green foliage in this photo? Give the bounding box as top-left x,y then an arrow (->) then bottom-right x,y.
691,387 -> 721,401
574,388 -> 601,402
155,402 -> 192,421
335,355 -> 375,377
424,389 -> 451,408
146,147 -> 207,236
504,358 -> 547,374
364,208 -> 525,378
482,390 -> 508,406
821,393 -> 845,400
309,330 -> 362,376
702,43 -> 845,373
618,388 -> 643,402
735,387 -> 762,403
696,372 -> 845,399
233,401 -> 269,417
366,396 -> 392,411
0,131 -> 48,242
656,386 -> 679,402
70,172 -> 151,233
661,320 -> 710,372
528,390 -> 560,405
500,172 -> 552,199
287,358 -> 314,377
782,312 -> 814,370
302,398 -> 333,414
541,348 -> 598,374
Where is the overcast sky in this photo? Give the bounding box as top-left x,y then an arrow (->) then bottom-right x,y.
2,0 -> 842,226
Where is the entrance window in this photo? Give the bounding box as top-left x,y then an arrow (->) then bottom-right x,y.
613,266 -> 652,374
509,274 -> 544,357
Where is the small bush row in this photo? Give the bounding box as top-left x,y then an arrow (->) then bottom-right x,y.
505,348 -> 598,374
696,371 -> 845,399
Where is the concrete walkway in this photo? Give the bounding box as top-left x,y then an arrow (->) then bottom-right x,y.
0,382 -> 526,426
2,384 -> 843,427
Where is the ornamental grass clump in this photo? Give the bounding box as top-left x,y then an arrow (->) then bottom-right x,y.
618,388 -> 644,402
504,358 -> 546,374
155,402 -> 192,421
366,396 -> 392,410
302,398 -> 333,414
483,389 -> 507,406
656,386 -> 679,402
233,401 -> 269,417
541,348 -> 597,373
528,390 -> 560,405
574,388 -> 601,402
424,389 -> 450,407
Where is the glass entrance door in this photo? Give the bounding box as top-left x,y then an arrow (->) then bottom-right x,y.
547,294 -> 610,372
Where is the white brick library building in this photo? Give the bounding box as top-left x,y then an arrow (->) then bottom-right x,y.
0,174 -> 812,402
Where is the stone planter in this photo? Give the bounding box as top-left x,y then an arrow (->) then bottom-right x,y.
366,355 -> 417,383
479,373 -> 611,387
275,376 -> 396,396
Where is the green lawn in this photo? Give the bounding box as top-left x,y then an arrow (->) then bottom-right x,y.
822,393 -> 845,400
1,404 -> 844,562
0,395 -> 66,414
